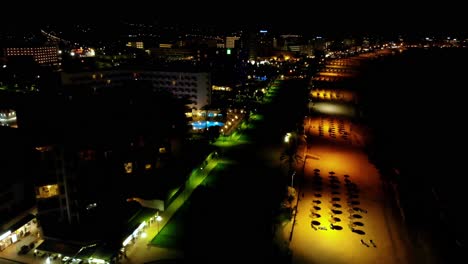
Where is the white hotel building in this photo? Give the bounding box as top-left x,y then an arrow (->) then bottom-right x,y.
3,46 -> 59,66
61,70 -> 211,111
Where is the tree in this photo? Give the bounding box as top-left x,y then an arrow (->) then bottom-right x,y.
280,145 -> 303,180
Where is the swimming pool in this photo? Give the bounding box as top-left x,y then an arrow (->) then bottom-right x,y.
191,121 -> 224,130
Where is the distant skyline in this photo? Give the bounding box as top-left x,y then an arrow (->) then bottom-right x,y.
1,2 -> 466,37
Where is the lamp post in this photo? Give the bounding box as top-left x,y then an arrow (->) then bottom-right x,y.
156,216 -> 162,233
291,171 -> 296,187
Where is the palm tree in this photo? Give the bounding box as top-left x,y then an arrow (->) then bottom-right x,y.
280,145 -> 303,183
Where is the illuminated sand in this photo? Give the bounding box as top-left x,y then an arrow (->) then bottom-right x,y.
310,89 -> 358,103
308,102 -> 357,118
305,116 -> 366,147
283,139 -> 410,264
316,72 -> 356,78
283,48 -> 409,264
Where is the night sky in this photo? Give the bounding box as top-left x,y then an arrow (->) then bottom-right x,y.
1,2 -> 466,36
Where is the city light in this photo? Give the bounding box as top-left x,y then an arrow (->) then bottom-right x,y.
309,102 -> 356,117
0,230 -> 11,240
90,258 -> 107,264
0,14 -> 459,264
122,235 -> 132,246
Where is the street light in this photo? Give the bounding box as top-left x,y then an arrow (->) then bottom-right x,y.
156,216 -> 162,233
291,171 -> 296,187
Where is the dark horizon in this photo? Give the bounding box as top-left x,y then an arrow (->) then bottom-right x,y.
1,2 -> 467,38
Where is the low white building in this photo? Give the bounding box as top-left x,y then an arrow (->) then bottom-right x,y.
61,70 -> 211,110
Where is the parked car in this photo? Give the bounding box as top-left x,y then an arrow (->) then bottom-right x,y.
18,245 -> 29,255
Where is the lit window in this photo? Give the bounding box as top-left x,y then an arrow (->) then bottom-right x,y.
124,162 -> 133,173
36,184 -> 60,199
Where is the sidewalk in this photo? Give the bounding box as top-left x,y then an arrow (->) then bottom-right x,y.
0,208 -> 42,264
121,157 -> 223,263
0,234 -> 42,264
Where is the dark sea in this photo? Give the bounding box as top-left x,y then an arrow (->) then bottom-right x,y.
358,47 -> 468,261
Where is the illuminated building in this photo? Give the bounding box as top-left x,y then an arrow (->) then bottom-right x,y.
158,43 -> 172,48
0,109 -> 18,128
61,70 -> 211,110
212,85 -> 232,91
33,145 -> 79,225
70,47 -> 96,57
148,47 -> 193,61
25,90 -> 179,261
244,29 -> 274,60
3,46 -> 59,66
32,144 -> 154,227
126,41 -> 144,49
0,214 -> 36,251
225,36 -> 240,49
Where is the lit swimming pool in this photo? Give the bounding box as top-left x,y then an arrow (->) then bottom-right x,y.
191,121 -> 224,130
